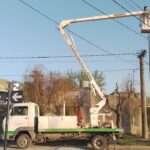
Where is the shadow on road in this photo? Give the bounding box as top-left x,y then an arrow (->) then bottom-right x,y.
0,139 -> 88,149
0,140 -> 16,149
35,139 -> 88,149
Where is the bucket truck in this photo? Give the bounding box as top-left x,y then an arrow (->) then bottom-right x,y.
0,9 -> 149,150
58,8 -> 150,128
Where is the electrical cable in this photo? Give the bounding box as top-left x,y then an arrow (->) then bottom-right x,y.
0,53 -> 138,60
111,0 -> 148,25
112,0 -> 136,13
124,0 -> 140,10
130,0 -> 143,10
18,0 -> 58,24
17,0 -> 108,54
111,0 -> 150,76
81,0 -> 146,39
17,0 -> 138,64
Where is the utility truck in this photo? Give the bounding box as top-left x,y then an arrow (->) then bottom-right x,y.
1,9 -> 150,150
2,102 -> 121,150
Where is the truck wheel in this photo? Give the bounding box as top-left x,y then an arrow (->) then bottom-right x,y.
91,135 -> 108,150
16,133 -> 31,149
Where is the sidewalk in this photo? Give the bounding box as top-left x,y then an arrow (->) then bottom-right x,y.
111,135 -> 150,150
110,145 -> 150,150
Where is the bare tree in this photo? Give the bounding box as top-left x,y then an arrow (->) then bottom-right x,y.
108,79 -> 141,135
23,67 -> 48,114
23,68 -> 76,115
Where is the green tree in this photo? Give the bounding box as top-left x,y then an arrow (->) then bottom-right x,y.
67,70 -> 105,89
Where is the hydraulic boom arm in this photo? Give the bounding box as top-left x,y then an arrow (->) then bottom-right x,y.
59,10 -> 150,126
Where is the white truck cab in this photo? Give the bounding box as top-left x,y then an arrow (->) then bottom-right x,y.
7,103 -> 39,132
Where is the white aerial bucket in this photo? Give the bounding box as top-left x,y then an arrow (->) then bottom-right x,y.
141,7 -> 150,33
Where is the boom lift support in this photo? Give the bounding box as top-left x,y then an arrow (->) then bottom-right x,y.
59,9 -> 150,127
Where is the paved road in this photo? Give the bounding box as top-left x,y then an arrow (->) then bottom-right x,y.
0,145 -> 150,150
0,141 -> 150,150
0,140 -> 86,150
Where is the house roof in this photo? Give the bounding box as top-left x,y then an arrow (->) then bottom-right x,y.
0,79 -> 9,92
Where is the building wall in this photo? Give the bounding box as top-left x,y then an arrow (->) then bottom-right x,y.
130,108 -> 142,136
147,107 -> 150,132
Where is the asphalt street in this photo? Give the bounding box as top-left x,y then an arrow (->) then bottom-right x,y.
0,141 -> 150,150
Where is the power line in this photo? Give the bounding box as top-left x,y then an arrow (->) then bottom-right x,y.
112,0 -> 135,13
67,30 -> 111,54
0,59 -> 138,65
0,53 -> 138,64
130,0 -> 143,10
81,0 -> 146,39
111,0 -> 150,77
111,0 -> 150,72
17,0 -> 108,54
17,0 -> 58,24
0,52 -> 138,60
111,0 -> 143,22
101,68 -> 139,72
124,0 -> 140,10
17,0 -> 137,64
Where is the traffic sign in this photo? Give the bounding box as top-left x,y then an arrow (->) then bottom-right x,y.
0,82 -> 24,105
0,91 -> 23,105
11,82 -> 23,103
11,91 -> 23,103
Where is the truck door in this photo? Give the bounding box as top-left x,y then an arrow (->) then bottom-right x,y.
9,106 -> 29,131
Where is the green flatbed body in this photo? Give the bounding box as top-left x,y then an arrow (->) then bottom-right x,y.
0,128 -> 122,141
39,127 -> 123,134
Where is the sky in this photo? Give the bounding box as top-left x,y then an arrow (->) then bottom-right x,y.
0,0 -> 150,95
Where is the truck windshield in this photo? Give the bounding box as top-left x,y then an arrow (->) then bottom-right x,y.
11,106 -> 28,116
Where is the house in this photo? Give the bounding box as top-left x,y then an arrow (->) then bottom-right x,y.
146,98 -> 150,132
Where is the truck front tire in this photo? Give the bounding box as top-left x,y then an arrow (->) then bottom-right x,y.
16,133 -> 32,149
91,135 -> 108,150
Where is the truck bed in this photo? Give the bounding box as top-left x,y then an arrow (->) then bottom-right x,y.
38,116 -> 78,131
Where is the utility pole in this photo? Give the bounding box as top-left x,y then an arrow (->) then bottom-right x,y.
132,69 -> 136,92
3,82 -> 13,150
138,50 -> 148,139
115,83 -> 122,128
148,34 -> 150,78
